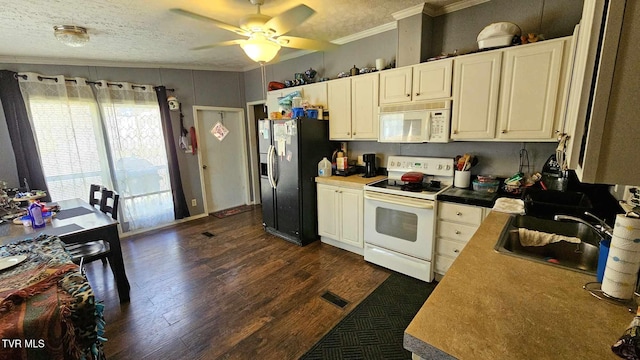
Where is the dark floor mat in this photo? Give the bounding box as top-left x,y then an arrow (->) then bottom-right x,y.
211,205 -> 255,218
300,272 -> 437,360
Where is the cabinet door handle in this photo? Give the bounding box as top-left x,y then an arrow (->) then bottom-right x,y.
501,129 -> 507,134
353,132 -> 356,135
415,93 -> 420,96
406,94 -> 411,97
453,130 -> 458,135
454,249 -> 460,253
347,132 -> 350,135
455,230 -> 461,235
456,212 -> 462,216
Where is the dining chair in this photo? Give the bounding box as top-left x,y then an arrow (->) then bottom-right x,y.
67,189 -> 119,270
89,184 -> 104,208
100,189 -> 119,220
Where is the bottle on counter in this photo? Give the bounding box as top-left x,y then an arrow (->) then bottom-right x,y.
318,157 -> 332,177
28,201 -> 45,228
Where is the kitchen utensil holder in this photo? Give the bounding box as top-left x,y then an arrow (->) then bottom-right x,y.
454,171 -> 471,188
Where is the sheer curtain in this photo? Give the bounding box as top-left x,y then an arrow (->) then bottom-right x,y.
93,81 -> 174,232
17,73 -> 176,233
17,73 -> 112,201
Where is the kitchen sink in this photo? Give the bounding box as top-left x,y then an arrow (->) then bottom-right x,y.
494,215 -> 603,275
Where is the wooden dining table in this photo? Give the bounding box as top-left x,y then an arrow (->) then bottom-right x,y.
0,198 -> 130,303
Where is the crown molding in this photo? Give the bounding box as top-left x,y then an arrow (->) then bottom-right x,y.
393,0 -> 490,18
0,55 -> 242,72
332,21 -> 397,45
393,3 -> 430,20
435,0 -> 491,16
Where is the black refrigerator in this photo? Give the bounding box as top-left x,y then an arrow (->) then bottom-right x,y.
258,117 -> 336,245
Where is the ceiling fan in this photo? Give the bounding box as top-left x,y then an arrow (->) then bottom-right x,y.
171,0 -> 337,63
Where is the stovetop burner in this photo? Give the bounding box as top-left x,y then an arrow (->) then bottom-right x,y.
401,183 -> 424,192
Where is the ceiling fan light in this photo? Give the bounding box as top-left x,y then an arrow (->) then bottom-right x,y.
53,25 -> 89,47
240,35 -> 281,63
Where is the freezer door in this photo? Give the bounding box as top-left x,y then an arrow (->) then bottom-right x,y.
258,119 -> 271,154
259,152 -> 276,229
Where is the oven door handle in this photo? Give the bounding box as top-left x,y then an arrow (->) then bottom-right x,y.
364,192 -> 434,209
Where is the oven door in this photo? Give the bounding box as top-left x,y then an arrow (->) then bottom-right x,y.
363,191 -> 435,261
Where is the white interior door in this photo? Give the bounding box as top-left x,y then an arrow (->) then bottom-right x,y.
195,107 -> 250,213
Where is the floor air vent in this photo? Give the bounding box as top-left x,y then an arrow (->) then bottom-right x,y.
321,291 -> 349,308
201,231 -> 215,238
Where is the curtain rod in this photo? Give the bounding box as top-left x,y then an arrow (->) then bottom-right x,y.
13,72 -> 170,91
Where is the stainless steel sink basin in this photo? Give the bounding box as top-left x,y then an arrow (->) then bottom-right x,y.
494,215 -> 603,275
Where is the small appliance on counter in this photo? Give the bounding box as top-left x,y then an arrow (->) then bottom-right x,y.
363,153 -> 377,178
540,154 -> 568,191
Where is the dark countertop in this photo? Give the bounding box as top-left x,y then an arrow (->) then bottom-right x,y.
437,187 -> 500,208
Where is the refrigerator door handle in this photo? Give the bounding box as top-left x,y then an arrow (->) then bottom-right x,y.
268,145 -> 277,189
267,145 -> 273,188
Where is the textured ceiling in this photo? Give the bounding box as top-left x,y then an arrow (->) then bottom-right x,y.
0,0 -> 470,71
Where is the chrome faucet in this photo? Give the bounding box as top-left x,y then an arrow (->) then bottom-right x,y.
553,212 -> 613,240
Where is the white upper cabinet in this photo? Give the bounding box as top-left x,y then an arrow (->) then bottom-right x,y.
497,38 -> 566,140
328,73 -> 379,140
451,37 -> 571,141
379,67 -> 413,104
413,59 -> 453,101
302,82 -> 328,109
451,51 -> 502,140
351,73 -> 379,140
379,59 -> 453,105
327,77 -> 352,139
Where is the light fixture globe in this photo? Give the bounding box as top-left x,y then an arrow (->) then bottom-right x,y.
240,34 -> 280,63
53,25 -> 89,47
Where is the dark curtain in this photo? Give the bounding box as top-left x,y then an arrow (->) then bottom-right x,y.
0,70 -> 51,202
154,86 -> 190,219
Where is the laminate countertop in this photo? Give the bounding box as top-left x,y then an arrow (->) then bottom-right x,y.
315,174 -> 386,189
404,211 -> 634,360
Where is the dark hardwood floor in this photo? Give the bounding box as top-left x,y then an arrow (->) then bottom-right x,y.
84,206 -> 391,359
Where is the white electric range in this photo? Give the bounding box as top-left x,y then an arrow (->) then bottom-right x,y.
363,156 -> 454,282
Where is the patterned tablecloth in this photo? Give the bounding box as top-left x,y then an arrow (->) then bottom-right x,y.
0,235 -> 105,360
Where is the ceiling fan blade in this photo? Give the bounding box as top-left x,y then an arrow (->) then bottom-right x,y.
264,4 -> 315,36
277,36 -> 337,51
191,40 -> 246,51
170,8 -> 249,36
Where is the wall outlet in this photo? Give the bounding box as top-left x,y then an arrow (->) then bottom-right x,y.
191,199 -> 197,207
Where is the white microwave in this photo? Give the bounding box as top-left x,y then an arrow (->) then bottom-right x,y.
378,101 -> 451,143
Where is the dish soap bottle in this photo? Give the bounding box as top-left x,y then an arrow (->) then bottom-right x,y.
28,201 -> 45,228
318,157 -> 332,177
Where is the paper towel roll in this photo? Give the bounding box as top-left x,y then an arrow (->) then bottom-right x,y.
602,267 -> 637,299
606,243 -> 640,272
614,214 -> 640,240
610,233 -> 640,251
602,215 -> 640,299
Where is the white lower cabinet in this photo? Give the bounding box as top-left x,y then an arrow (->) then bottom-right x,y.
317,183 -> 364,254
434,202 -> 489,276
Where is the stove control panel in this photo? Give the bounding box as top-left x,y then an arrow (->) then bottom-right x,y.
386,156 -> 454,177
